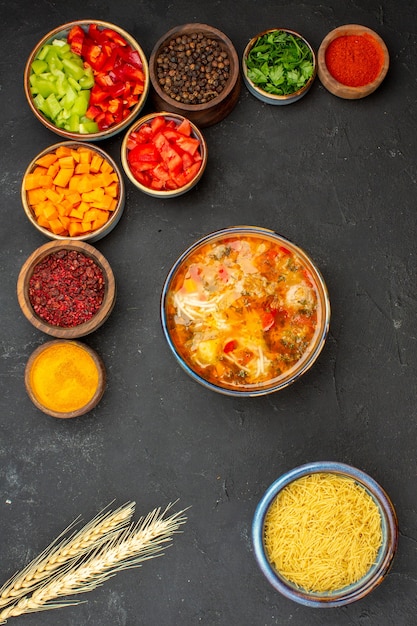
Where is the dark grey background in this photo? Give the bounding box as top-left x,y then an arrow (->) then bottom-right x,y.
1,1 -> 416,624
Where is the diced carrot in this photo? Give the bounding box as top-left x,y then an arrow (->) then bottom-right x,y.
58,156 -> 75,169
90,154 -> 104,173
25,144 -> 119,237
105,182 -> 119,198
53,168 -> 74,188
69,208 -> 86,219
49,218 -> 66,235
68,221 -> 85,237
35,153 -> 58,168
27,188 -> 47,204
75,162 -> 90,175
55,146 -> 72,158
37,214 -> 50,228
43,204 -> 59,221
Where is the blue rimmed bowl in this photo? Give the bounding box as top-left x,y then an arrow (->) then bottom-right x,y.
252,461 -> 398,607
160,226 -> 330,397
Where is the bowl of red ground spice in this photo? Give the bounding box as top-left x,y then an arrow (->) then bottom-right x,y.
149,23 -> 241,127
317,24 -> 389,99
17,240 -> 116,339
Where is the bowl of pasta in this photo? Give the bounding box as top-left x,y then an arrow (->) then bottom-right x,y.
252,462 -> 398,606
160,226 -> 331,396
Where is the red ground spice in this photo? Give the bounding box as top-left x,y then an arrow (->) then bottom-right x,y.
325,33 -> 383,87
29,249 -> 105,327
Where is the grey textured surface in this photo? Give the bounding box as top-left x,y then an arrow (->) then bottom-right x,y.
1,1 -> 417,624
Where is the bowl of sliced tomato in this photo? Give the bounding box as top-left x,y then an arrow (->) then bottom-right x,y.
121,112 -> 208,197
24,20 -> 149,141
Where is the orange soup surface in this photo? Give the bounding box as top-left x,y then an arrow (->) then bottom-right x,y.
165,234 -> 322,390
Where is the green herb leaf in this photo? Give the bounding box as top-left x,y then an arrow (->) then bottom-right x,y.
246,30 -> 314,96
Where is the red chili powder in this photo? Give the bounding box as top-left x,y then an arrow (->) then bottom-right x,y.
29,250 -> 105,327
325,34 -> 384,87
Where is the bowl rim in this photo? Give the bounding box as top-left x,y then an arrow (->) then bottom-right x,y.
242,28 -> 317,103
317,24 -> 390,99
149,22 -> 240,111
25,338 -> 106,418
24,19 -> 150,141
252,461 -> 398,607
160,225 -> 331,397
120,111 -> 208,197
21,140 -> 125,241
17,239 -> 116,338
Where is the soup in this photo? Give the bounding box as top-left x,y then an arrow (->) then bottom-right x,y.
164,231 -> 327,391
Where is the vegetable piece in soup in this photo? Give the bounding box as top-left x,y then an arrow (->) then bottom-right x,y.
165,234 -> 320,390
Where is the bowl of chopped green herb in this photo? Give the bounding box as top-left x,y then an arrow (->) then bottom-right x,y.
242,28 -> 317,105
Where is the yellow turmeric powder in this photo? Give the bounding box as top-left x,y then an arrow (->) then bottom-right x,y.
29,342 -> 99,413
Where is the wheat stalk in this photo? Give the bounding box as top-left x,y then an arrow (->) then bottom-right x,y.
0,504 -> 187,623
0,501 -> 135,610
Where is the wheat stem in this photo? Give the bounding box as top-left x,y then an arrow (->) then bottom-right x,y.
0,504 -> 187,622
0,501 -> 135,609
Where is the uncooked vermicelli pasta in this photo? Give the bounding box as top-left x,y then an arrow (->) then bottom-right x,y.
264,472 -> 382,592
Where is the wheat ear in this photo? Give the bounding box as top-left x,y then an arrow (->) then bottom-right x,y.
0,504 -> 187,622
0,501 -> 135,609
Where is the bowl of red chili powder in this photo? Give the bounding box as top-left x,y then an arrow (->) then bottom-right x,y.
17,240 -> 116,338
317,24 -> 389,99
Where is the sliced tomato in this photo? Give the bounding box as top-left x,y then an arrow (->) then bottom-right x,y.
173,161 -> 202,187
126,116 -> 203,191
176,118 -> 192,136
176,135 -> 201,156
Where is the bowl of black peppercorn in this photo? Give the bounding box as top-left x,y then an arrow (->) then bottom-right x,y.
149,23 -> 241,127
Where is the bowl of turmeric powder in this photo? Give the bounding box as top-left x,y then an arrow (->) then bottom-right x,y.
317,24 -> 389,99
21,141 -> 125,241
17,240 -> 116,339
252,462 -> 398,606
25,339 -> 106,418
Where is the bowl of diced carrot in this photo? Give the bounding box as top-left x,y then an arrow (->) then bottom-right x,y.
24,20 -> 149,141
21,141 -> 125,241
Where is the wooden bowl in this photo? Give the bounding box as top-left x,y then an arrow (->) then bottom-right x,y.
242,28 -> 317,105
317,25 -> 389,99
25,339 -> 106,418
149,23 -> 241,127
121,112 -> 208,198
21,141 -> 125,242
17,240 -> 116,338
24,20 -> 149,140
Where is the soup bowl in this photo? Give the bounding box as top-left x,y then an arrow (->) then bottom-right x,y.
252,462 -> 398,606
160,226 -> 330,396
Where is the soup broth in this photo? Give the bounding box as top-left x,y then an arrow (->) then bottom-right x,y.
165,233 -> 324,390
